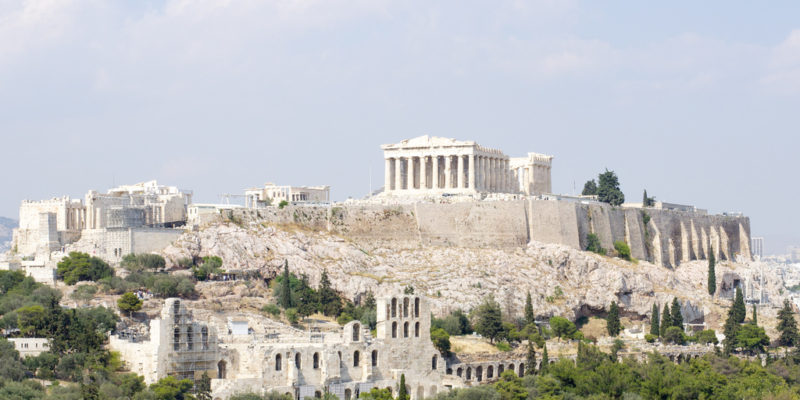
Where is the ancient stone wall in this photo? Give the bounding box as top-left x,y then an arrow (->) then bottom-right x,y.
231,200 -> 750,267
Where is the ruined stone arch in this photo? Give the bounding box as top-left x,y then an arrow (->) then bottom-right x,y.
201,327 -> 209,350
414,322 -> 420,337
353,350 -> 360,367
275,353 -> 282,371
186,326 -> 193,350
314,391 -> 321,398
404,322 -> 409,338
371,350 -> 378,367
432,354 -> 437,370
391,298 -> 397,317
487,365 -> 494,378
392,322 -> 397,338
476,366 -> 483,382
295,352 -> 301,368
313,352 -> 320,369
173,327 -> 180,351
518,363 -> 524,376
352,323 -> 360,341
509,364 -> 515,375
414,297 -> 420,317
456,367 -> 463,377
466,367 -> 472,380
344,389 -> 352,400
498,364 -> 504,374
403,298 -> 409,317
217,360 -> 226,379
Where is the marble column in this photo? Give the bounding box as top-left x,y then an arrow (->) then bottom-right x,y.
420,156 -> 428,190
394,158 -> 402,192
385,158 -> 392,191
477,156 -> 483,191
457,155 -> 464,189
408,156 -> 415,190
489,158 -> 496,192
481,156 -> 488,191
444,156 -> 452,189
432,155 -> 440,189
468,154 -> 476,190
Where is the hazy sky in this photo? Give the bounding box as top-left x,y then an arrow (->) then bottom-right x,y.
1,1 -> 799,254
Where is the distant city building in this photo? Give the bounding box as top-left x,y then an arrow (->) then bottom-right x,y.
381,136 -> 553,196
187,204 -> 243,226
244,183 -> 331,208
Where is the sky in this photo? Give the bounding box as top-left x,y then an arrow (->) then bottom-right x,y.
1,0 -> 799,254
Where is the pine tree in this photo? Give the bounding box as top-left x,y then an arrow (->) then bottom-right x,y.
524,291 -> 535,326
279,260 -> 293,309
397,374 -> 409,400
540,343 -> 549,374
196,372 -> 212,400
671,298 -> 683,329
597,170 -> 625,206
660,303 -> 672,337
525,339 -> 536,376
642,190 -> 649,207
708,248 -> 716,296
318,269 -> 342,317
650,303 -> 660,337
777,299 -> 799,347
733,287 -> 746,324
723,306 -> 739,354
751,304 -> 758,325
607,301 -> 621,336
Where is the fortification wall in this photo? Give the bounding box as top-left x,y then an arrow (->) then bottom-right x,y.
232,200 -> 751,267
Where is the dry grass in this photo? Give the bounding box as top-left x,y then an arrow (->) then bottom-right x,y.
580,317 -> 608,339
450,335 -> 501,355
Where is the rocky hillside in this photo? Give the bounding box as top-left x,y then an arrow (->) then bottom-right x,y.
0,217 -> 17,253
158,221 -> 783,333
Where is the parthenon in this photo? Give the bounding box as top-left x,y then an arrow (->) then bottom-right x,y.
381,136 -> 553,196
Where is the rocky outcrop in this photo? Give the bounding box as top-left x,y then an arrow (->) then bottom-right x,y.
158,222 -> 779,329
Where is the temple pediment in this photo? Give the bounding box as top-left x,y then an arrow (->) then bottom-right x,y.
381,135 -> 476,150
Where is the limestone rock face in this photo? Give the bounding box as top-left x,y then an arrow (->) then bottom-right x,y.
158,222 -> 782,328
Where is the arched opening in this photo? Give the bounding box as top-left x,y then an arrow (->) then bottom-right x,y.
173,300 -> 180,315
403,298 -> 409,317
487,365 -> 494,379
217,360 -> 226,379
432,355 -> 437,370
446,368 -> 453,375
466,367 -> 472,380
403,322 -> 409,338
518,363 -> 524,376
344,389 -> 352,400
414,298 -> 420,317
295,353 -> 301,369
372,350 -> 378,367
352,323 -> 360,342
173,328 -> 180,351
456,368 -> 463,377
509,364 -> 515,375
353,351 -> 360,367
414,322 -> 420,337
186,326 -> 193,350
392,322 -> 397,338
476,366 -> 483,382
313,353 -> 320,369
275,354 -> 282,371
201,327 -> 209,350
391,298 -> 397,317
314,391 -> 321,398
498,364 -> 504,374
338,351 -> 342,368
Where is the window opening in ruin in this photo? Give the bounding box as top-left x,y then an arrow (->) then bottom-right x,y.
344,389 -> 352,400
186,327 -> 193,350
403,298 -> 409,317
476,366 -> 483,382
432,355 -> 437,370
498,365 -> 504,374
509,364 -> 514,374
519,364 -> 524,376
487,366 -> 493,378
314,391 -> 321,398
353,351 -> 360,367
414,298 -> 420,317
173,328 -> 180,351
403,322 -> 409,338
466,367 -> 471,380
217,360 -> 226,379
295,353 -> 301,369
391,298 -> 397,317
456,368 -> 462,377
392,322 -> 397,338
201,327 -> 208,350
275,354 -> 282,371
338,351 -> 342,368
371,350 -> 378,367
173,300 -> 180,315
313,353 -> 319,369
353,323 -> 360,341
415,322 -> 420,337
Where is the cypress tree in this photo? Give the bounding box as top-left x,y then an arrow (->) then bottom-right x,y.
397,374 -> 409,400
607,301 -> 621,336
524,291 -> 535,326
660,303 -> 672,337
723,306 -> 739,354
751,304 -> 758,325
540,343 -> 549,374
279,260 -> 293,309
650,303 -> 660,337
777,299 -> 799,347
708,248 -> 716,296
525,339 -> 536,376
671,298 -> 683,328
733,287 -> 746,324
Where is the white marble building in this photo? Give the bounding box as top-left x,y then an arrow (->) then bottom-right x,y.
245,183 -> 331,207
381,136 -> 552,196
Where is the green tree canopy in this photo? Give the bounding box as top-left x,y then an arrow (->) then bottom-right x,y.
733,287 -> 746,324
650,303 -> 660,337
606,301 -> 621,336
671,298 -> 683,328
549,316 -> 578,339
474,296 -> 504,343
708,248 -> 716,296
597,170 -> 625,206
660,303 -> 672,337
431,328 -> 451,356
582,180 -> 597,196
57,252 -> 114,285
777,299 -> 799,347
524,291 -> 534,326
117,292 -> 143,315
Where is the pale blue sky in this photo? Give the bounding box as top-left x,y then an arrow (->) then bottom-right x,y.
1,1 -> 798,253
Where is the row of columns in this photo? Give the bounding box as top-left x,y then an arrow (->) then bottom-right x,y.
384,154 -> 516,193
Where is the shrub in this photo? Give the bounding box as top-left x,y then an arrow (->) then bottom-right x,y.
549,316 -> 578,339
645,334 -> 656,343
430,328 -> 451,355
614,240 -> 631,261
585,233 -> 606,255
151,275 -> 195,298
278,200 -> 289,209
285,308 -> 299,324
337,312 -> 354,325
663,326 -> 686,345
121,254 -> 166,273
117,292 -> 143,315
262,304 -> 281,317
496,341 -> 512,352
57,252 -> 114,285
693,329 -> 719,345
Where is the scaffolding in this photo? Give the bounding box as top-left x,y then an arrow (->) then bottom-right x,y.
166,303 -> 220,381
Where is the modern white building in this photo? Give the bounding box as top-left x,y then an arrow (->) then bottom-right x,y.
9,338 -> 51,358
